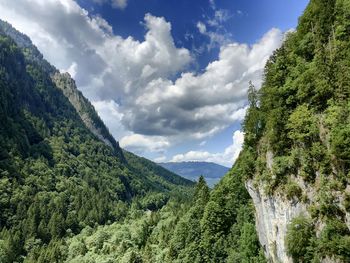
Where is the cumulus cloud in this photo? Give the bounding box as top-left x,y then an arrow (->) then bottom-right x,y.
92,100 -> 130,140
120,134 -> 170,153
127,28 -> 282,137
0,1 -> 191,100
0,0 -> 284,156
170,130 -> 244,167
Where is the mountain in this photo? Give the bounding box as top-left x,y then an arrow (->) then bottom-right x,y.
52,72 -> 125,161
159,161 -> 230,187
1,0 -> 350,261
0,20 -> 193,262
0,19 -> 124,161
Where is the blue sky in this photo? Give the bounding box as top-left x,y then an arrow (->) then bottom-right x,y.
76,0 -> 309,68
0,0 -> 309,166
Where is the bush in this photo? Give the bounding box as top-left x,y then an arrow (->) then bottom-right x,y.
344,193 -> 350,212
286,216 -> 314,262
331,124 -> 350,163
318,219 -> 350,261
284,180 -> 302,200
287,104 -> 318,146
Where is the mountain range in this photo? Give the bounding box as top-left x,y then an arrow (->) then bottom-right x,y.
159,161 -> 230,187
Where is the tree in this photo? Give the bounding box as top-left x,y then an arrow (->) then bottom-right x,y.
243,81 -> 263,147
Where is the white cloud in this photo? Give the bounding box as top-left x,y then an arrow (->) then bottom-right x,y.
120,134 -> 170,153
207,9 -> 231,27
0,0 -> 284,155
129,28 -> 282,138
93,0 -> 128,10
170,130 -> 244,167
92,100 -> 130,140
63,62 -> 78,78
111,0 -> 127,9
197,19 -> 230,49
93,15 -> 113,34
0,1 -> 191,99
153,156 -> 166,163
197,21 -> 207,34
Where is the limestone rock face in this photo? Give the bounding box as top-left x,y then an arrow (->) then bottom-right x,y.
52,72 -> 125,161
246,180 -> 308,263
247,180 -> 349,263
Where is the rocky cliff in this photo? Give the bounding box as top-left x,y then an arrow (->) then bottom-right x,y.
241,0 -> 350,262
52,72 -> 124,159
247,181 -> 308,263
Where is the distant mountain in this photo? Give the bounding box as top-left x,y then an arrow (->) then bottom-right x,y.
159,161 -> 230,187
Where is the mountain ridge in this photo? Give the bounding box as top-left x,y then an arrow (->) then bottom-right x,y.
159,161 -> 230,187
0,19 -> 125,160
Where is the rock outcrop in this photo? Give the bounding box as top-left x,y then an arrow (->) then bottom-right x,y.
52,72 -> 125,161
246,181 -> 309,263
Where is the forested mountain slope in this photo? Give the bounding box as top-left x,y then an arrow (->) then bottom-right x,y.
0,19 -> 124,160
0,22 -> 193,262
241,0 -> 350,262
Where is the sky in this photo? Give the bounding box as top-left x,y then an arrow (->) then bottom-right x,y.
0,0 -> 309,167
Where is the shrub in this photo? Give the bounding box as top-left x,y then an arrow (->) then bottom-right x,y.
284,180 -> 302,200
344,193 -> 350,212
286,216 -> 314,262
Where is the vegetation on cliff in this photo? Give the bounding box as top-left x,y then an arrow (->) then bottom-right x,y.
242,0 -> 350,261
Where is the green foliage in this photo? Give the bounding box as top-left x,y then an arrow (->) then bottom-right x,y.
140,192 -> 168,211
317,218 -> 350,261
241,0 -> 350,261
344,193 -> 350,212
243,82 -> 264,147
2,0 -> 350,261
286,216 -> 314,262
287,104 -> 318,146
284,180 -> 302,200
151,167 -> 266,263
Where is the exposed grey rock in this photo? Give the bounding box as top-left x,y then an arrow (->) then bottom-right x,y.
246,180 -> 308,263
52,72 -> 125,161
